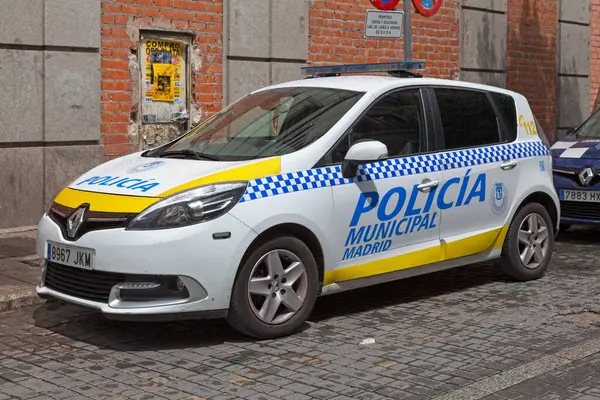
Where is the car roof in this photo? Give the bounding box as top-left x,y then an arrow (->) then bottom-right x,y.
257,75 -> 521,99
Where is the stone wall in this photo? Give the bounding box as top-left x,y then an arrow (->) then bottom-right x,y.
0,0 -> 102,229
557,0 -> 591,138
1,0 -> 598,229
224,0 -> 309,104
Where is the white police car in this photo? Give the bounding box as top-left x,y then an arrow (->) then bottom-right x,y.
36,62 -> 559,338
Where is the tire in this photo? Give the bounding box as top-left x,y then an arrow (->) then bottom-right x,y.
226,236 -> 320,339
498,202 -> 554,281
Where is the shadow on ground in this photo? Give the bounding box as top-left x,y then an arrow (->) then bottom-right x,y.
30,263 -> 506,350
310,263 -> 506,321
29,228 -> 594,350
556,226 -> 600,244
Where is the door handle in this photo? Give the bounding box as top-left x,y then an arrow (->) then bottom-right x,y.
417,179 -> 439,192
500,160 -> 517,171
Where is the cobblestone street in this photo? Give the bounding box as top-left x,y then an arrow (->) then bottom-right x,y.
1,229 -> 600,400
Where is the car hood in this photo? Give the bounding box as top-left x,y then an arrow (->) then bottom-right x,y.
67,152 -> 281,198
551,137 -> 600,160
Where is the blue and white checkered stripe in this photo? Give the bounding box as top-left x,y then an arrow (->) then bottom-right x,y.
240,141 -> 549,203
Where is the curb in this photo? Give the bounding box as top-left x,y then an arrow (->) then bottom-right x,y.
0,226 -> 37,235
0,288 -> 46,313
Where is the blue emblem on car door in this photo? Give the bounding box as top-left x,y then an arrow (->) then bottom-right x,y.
490,183 -> 508,215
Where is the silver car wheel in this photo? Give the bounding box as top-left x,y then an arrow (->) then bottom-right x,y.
517,212 -> 550,269
247,249 -> 308,325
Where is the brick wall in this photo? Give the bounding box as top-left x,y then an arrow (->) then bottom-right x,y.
308,0 -> 460,79
591,0 -> 600,111
100,0 -> 223,160
506,0 -> 558,141
98,0 -> 579,159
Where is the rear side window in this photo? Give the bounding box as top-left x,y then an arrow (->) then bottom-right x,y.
434,88 -> 501,150
490,92 -> 518,141
534,116 -> 551,148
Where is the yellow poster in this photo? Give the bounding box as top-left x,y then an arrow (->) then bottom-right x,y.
143,39 -> 183,102
152,64 -> 175,102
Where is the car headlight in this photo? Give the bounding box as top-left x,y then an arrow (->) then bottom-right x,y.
127,181 -> 248,230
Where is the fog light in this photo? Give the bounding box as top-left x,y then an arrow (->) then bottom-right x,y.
115,282 -> 161,290
176,277 -> 186,291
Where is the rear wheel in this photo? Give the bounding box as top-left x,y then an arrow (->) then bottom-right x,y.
498,202 -> 554,281
226,236 -> 319,339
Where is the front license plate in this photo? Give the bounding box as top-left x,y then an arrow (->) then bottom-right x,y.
559,189 -> 600,203
47,241 -> 95,270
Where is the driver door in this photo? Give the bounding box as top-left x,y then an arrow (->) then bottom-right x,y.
324,88 -> 443,285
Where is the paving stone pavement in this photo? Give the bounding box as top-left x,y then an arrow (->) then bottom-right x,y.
481,351 -> 600,400
0,231 -> 44,312
1,228 -> 600,400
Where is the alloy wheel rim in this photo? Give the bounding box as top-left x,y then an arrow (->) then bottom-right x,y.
517,213 -> 550,270
247,249 -> 308,325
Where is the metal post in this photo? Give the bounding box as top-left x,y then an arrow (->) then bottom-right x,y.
403,0 -> 412,62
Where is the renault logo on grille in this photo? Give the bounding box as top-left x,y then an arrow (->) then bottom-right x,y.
67,207 -> 86,238
578,167 -> 595,187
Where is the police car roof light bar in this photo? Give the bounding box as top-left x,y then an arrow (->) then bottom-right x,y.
301,61 -> 426,79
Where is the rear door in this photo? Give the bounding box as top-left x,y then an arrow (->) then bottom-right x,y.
427,87 -> 521,259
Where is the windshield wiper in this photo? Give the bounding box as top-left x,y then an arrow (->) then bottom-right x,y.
157,149 -> 220,161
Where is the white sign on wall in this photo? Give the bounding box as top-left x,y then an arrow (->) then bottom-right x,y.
365,10 -> 404,39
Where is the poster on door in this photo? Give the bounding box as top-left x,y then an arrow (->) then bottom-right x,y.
141,37 -> 188,125
144,39 -> 182,103
152,64 -> 175,102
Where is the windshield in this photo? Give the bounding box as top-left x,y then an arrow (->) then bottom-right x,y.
156,87 -> 364,161
574,109 -> 600,139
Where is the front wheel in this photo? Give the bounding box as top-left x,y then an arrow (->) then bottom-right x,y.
226,236 -> 319,339
498,202 -> 554,281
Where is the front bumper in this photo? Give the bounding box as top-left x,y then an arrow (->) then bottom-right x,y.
554,174 -> 600,226
36,212 -> 258,320
37,284 -> 228,321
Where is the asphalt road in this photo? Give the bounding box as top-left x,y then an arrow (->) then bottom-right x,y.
1,228 -> 600,400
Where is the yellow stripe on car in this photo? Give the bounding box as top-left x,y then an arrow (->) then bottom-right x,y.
54,157 -> 282,213
158,157 -> 282,197
442,226 -> 507,260
54,188 -> 159,213
323,226 -> 508,286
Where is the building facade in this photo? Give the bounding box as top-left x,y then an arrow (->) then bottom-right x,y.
0,0 -> 597,228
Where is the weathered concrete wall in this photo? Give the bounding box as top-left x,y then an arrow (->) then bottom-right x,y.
460,0 -> 508,88
224,0 -> 309,105
557,0 -> 591,139
0,0 -> 103,229
1,0 -> 598,230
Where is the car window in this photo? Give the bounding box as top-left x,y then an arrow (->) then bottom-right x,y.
329,89 -> 425,163
490,92 -> 517,142
435,88 -> 501,150
573,108 -> 600,139
158,87 -> 364,161
534,116 -> 551,148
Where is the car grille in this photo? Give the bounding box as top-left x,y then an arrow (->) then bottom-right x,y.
49,202 -> 135,241
560,201 -> 600,221
45,262 -> 126,303
554,170 -> 600,187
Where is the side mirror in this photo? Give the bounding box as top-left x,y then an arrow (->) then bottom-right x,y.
341,141 -> 388,179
